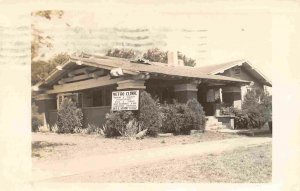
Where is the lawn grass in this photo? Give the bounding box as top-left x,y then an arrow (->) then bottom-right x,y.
78,143 -> 272,183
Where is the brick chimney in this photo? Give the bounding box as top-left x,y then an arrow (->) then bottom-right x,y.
167,51 -> 178,67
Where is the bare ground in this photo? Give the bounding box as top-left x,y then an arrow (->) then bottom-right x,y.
32,131 -> 243,162
55,143 -> 271,183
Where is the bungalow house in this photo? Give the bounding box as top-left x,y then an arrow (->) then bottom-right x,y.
32,52 -> 271,129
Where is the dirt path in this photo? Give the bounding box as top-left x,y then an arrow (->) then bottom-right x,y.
32,136 -> 271,182
32,131 -> 241,162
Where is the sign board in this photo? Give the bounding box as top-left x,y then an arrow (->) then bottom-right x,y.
111,90 -> 139,111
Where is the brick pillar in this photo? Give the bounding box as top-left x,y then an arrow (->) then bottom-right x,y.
35,94 -> 56,129
36,99 -> 52,128
174,83 -> 198,103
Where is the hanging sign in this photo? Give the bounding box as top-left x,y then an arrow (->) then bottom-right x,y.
111,90 -> 139,111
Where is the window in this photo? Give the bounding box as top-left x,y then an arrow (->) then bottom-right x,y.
92,89 -> 103,106
57,93 -> 82,109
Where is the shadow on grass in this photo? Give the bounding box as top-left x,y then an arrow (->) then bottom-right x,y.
32,141 -> 75,150
237,131 -> 272,138
32,141 -> 76,158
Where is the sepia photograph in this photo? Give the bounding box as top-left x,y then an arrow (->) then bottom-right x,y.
30,6 -> 273,184
2,0 -> 300,190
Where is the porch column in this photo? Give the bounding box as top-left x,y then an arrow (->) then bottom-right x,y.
174,81 -> 200,103
35,94 -> 56,128
117,79 -> 146,91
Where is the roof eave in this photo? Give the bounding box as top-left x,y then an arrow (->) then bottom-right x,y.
211,60 -> 272,87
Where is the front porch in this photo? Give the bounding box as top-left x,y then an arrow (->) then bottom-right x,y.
37,79 -> 244,130
146,78 -> 243,116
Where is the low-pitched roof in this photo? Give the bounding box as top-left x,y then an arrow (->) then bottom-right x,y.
197,59 -> 272,87
33,53 -> 251,90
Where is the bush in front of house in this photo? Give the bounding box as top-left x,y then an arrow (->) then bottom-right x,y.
186,98 -> 206,131
32,115 -> 43,132
231,108 -> 250,129
160,102 -> 195,135
232,87 -> 272,129
102,111 -> 137,137
138,91 -> 162,136
84,124 -> 103,134
103,91 -> 162,137
56,98 -> 83,133
31,103 -> 44,132
103,92 -> 207,137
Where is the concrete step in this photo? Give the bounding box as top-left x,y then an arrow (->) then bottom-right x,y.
206,121 -> 222,126
206,124 -> 227,131
206,116 -> 228,131
206,124 -> 224,128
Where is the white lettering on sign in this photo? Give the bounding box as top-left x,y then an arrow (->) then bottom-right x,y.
111,90 -> 139,111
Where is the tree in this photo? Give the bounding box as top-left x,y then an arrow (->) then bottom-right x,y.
106,49 -> 136,59
178,52 -> 196,67
31,53 -> 69,85
31,10 -> 64,60
106,48 -> 196,66
142,48 -> 168,63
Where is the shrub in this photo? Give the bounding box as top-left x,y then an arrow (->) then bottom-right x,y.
31,103 -> 43,132
32,115 -> 43,132
138,91 -> 162,136
232,106 -> 268,130
231,108 -> 250,129
85,124 -> 103,134
38,125 -> 50,133
51,124 -> 58,133
160,102 -> 194,135
103,111 -> 136,137
103,91 -> 162,137
232,87 -> 272,129
56,98 -> 83,133
261,92 -> 272,122
186,98 -> 206,131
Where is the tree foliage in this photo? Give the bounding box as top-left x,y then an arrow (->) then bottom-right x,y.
178,52 -> 196,67
142,48 -> 168,63
105,48 -> 196,66
31,10 -> 64,60
32,10 -> 64,20
31,53 -> 69,85
106,49 -> 136,59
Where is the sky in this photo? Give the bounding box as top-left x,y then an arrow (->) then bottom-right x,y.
32,1 -> 273,80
